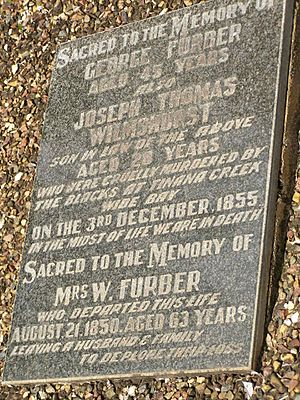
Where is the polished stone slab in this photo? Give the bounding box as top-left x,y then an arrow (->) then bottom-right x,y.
3,0 -> 295,384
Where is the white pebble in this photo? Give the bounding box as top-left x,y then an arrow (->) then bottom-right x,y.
127,386 -> 137,397
242,381 -> 253,399
291,311 -> 299,323
12,64 -> 18,74
14,172 -> 23,182
284,301 -> 294,310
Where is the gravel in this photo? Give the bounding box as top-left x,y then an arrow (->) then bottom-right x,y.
0,0 -> 299,399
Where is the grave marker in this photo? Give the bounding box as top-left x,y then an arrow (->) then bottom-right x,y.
3,0 -> 295,384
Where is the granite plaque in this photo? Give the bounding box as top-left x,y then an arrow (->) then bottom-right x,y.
3,0 -> 295,384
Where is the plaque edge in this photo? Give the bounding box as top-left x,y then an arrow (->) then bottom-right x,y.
54,0 -> 236,51
2,366 -> 252,386
248,0 -> 296,371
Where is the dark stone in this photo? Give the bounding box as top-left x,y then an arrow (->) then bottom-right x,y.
3,0 -> 295,384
